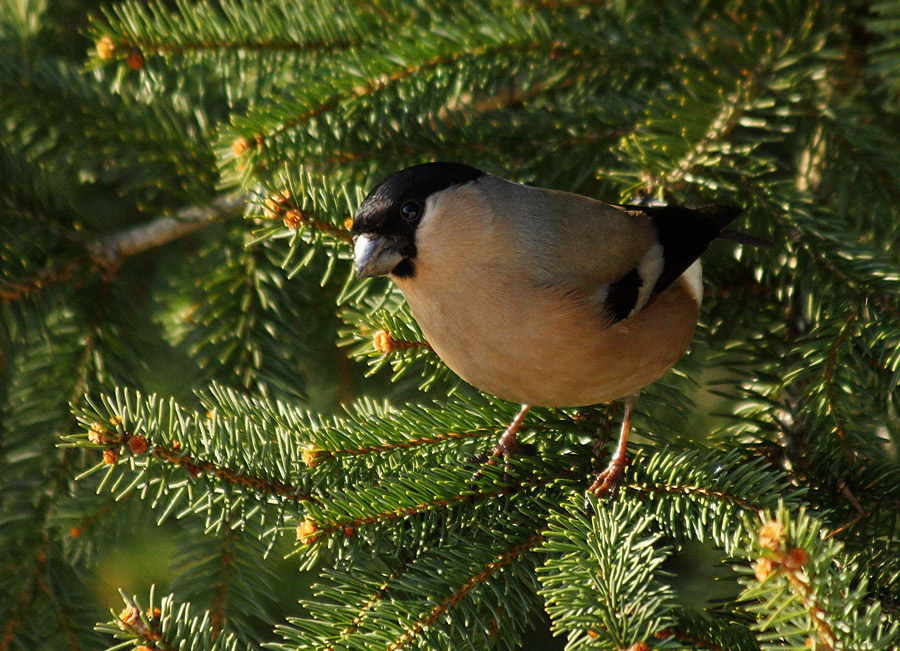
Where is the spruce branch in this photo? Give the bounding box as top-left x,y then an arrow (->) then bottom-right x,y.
738,505 -> 899,650
153,442 -> 314,501
229,39 -> 586,155
99,590 -> 240,651
1,194 -> 244,305
658,71 -> 759,192
0,544 -> 46,651
209,523 -> 236,643
539,499 -> 677,651
0,261 -> 77,303
820,310 -> 859,462
315,561 -> 414,651
384,533 -> 544,651
305,425 -> 494,462
300,474 -> 563,547
87,194 -> 245,266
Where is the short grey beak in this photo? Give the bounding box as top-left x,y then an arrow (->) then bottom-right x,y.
354,234 -> 404,278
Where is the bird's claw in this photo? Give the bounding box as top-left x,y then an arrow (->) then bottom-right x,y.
469,440 -> 535,485
584,456 -> 628,515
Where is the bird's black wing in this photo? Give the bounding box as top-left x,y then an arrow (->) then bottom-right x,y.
603,204 -> 743,322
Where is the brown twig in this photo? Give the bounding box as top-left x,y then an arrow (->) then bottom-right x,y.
209,524 -> 235,642
309,427 -> 501,462
304,477 -> 560,544
386,534 -> 545,651
622,480 -> 765,516
151,441 -> 319,504
88,195 -> 245,265
242,41 -> 583,148
822,311 -> 858,461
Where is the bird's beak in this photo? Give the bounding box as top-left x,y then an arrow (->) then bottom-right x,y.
354,234 -> 404,278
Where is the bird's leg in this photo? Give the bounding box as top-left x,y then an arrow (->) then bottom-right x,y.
587,395 -> 636,502
471,404 -> 532,483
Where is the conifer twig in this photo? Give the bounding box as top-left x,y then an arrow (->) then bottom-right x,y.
385,533 -> 545,651
88,194 -> 245,265
150,441 -> 319,504
209,524 -> 236,642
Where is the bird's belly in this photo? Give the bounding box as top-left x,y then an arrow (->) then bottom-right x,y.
398,275 -> 699,407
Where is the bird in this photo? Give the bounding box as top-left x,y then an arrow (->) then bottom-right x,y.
351,161 -> 743,499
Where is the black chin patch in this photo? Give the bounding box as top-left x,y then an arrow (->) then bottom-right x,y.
390,258 -> 415,278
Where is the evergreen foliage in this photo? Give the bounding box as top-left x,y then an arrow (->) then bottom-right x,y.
1,1 -> 899,650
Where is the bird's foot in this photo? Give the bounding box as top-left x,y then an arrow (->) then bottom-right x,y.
470,439 -> 536,485
584,456 -> 628,514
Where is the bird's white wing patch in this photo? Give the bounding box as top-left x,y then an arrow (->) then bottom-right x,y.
682,260 -> 703,305
629,243 -> 664,317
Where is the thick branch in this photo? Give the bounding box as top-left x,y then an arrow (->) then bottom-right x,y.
88,195 -> 244,265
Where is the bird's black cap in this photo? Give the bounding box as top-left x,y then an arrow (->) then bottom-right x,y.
352,162 -> 485,278
352,162 -> 485,235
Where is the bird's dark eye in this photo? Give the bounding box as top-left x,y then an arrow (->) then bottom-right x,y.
400,201 -> 421,221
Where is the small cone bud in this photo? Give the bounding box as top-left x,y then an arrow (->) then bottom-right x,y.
264,190 -> 291,218
231,137 -> 251,156
128,435 -> 149,456
96,36 -> 115,59
754,557 -> 775,582
297,519 -> 319,544
373,330 -> 395,354
283,209 -> 304,229
118,606 -> 146,633
758,520 -> 784,551
126,48 -> 144,70
103,449 -> 120,465
784,547 -> 809,570
302,444 -> 321,468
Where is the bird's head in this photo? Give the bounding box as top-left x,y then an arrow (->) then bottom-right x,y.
352,162 -> 484,279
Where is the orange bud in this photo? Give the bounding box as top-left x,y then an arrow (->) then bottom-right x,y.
102,449 -> 120,465
264,189 -> 291,218
128,435 -> 149,456
302,444 -> 321,468
283,209 -> 304,229
373,330 -> 395,354
117,606 -> 145,633
126,48 -> 144,70
297,519 -> 319,544
754,557 -> 775,582
88,430 -> 107,445
69,527 -> 82,539
758,519 -> 784,551
343,217 -> 354,231
784,547 -> 809,570
96,36 -> 115,59
231,137 -> 251,156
